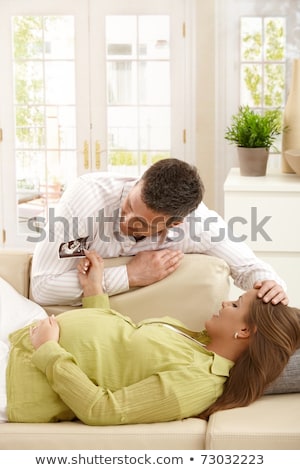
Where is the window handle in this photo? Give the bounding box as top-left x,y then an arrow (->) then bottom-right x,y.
95,140 -> 101,170
83,140 -> 89,169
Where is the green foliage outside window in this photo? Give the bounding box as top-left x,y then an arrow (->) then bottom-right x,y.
14,16 -> 44,146
241,18 -> 285,109
109,151 -> 169,166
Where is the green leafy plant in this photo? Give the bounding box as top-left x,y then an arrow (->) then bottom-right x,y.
225,105 -> 283,149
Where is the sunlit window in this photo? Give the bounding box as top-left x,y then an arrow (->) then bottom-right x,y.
106,15 -> 171,175
240,17 -> 286,109
240,16 -> 286,157
13,15 -> 77,233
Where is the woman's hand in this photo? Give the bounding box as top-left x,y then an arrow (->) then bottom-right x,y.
30,315 -> 60,350
77,250 -> 105,297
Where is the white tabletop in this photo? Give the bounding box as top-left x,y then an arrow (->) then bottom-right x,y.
224,167 -> 300,192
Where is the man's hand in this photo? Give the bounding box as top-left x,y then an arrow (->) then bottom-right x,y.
77,250 -> 104,297
253,280 -> 289,305
127,249 -> 184,287
30,315 -> 60,350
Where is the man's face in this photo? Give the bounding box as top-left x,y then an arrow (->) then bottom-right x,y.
120,182 -> 170,238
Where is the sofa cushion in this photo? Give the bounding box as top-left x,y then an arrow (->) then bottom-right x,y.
45,254 -> 231,330
264,348 -> 300,395
206,394 -> 300,450
108,254 -> 230,329
0,276 -> 47,344
0,418 -> 207,450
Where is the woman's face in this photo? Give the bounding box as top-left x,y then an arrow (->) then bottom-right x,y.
205,289 -> 257,340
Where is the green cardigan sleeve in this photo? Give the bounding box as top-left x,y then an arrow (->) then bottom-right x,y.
31,341 -> 217,425
82,294 -> 110,309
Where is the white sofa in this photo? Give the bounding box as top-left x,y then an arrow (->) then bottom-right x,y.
0,250 -> 299,450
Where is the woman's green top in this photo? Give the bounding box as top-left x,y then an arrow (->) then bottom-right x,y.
6,295 -> 234,425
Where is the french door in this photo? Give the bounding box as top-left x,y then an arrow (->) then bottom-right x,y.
0,0 -> 188,249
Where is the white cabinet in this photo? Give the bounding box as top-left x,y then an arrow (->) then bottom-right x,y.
224,167 -> 300,307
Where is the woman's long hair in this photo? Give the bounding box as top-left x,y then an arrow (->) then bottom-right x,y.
199,299 -> 300,420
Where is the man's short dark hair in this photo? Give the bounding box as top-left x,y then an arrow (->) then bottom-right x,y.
140,158 -> 205,218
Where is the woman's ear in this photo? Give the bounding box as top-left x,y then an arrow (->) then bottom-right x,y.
238,327 -> 251,339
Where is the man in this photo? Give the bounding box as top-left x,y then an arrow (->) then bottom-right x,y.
31,158 -> 288,306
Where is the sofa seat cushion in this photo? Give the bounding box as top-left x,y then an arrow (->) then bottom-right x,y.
206,394 -> 300,450
0,418 -> 207,450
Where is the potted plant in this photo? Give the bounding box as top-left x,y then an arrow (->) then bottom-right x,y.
225,105 -> 283,176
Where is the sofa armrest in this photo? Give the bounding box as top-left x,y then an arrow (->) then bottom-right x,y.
0,249 -> 32,297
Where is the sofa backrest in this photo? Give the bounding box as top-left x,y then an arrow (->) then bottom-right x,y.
106,254 -> 230,329
0,251 -> 230,330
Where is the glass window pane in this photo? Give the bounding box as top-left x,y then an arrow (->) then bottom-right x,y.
45,105 -> 76,148
108,150 -> 139,175
16,151 -> 44,186
13,15 -> 76,234
44,16 -> 74,59
107,107 -> 138,149
264,64 -> 285,107
108,127 -> 138,149
241,64 -> 262,107
138,16 -> 170,59
139,62 -> 170,104
107,61 -> 137,104
14,62 -> 44,104
240,13 -> 286,161
241,17 -> 262,61
17,150 -> 46,233
240,17 -> 286,106
142,151 -> 170,168
46,150 -> 76,191
57,151 -> 78,188
45,62 -> 75,104
13,16 -> 43,59
139,107 -> 170,149
105,14 -> 171,174
15,105 -> 45,149
106,16 -> 137,59
107,106 -> 138,127
15,125 -> 45,149
264,17 -> 285,61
